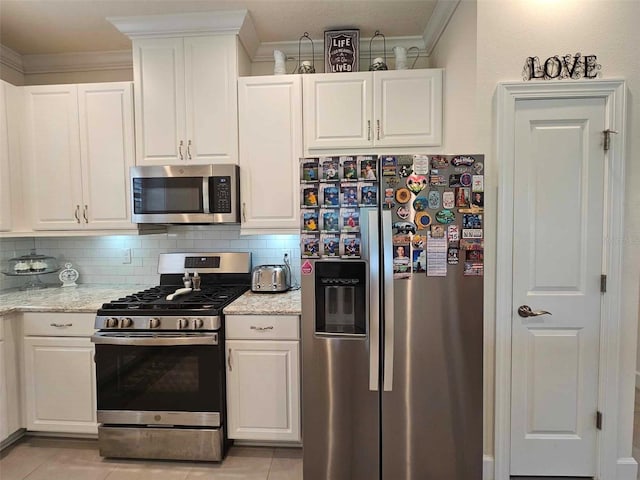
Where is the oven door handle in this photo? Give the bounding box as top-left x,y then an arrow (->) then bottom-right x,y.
91,333 -> 219,346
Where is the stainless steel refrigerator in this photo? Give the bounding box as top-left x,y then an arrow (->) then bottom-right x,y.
300,154 -> 483,480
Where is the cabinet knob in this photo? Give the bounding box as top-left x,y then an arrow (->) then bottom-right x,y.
74,205 -> 81,223
83,205 -> 88,223
178,140 -> 184,160
187,140 -> 192,160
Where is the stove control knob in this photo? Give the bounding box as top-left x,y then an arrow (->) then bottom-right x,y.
177,318 -> 190,329
119,318 -> 133,328
193,318 -> 204,329
105,317 -> 119,328
148,318 -> 161,329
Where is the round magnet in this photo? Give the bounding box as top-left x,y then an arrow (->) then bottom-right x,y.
395,188 -> 411,204
396,206 -> 410,220
472,162 -> 484,174
413,196 -> 428,211
412,234 -> 426,249
460,173 -> 472,187
414,212 -> 432,229
435,209 -> 456,224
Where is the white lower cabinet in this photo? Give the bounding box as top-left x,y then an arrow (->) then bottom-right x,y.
225,315 -> 300,442
1,315 -> 22,444
22,313 -> 97,434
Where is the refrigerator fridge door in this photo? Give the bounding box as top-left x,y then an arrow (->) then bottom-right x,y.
302,212 -> 381,480
380,212 -> 483,479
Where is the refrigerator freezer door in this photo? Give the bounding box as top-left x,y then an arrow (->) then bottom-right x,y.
302,260 -> 380,480
381,273 -> 483,480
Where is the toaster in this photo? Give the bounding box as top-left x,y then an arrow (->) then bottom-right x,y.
251,264 -> 291,293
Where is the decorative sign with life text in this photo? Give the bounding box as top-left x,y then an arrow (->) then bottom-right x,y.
522,53 -> 601,81
325,29 -> 359,73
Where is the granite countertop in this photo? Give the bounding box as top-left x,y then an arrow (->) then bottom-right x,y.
0,285 -> 152,315
224,289 -> 301,315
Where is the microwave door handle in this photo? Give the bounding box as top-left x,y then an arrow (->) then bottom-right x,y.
382,209 -> 394,391
202,177 -> 210,214
367,209 -> 380,391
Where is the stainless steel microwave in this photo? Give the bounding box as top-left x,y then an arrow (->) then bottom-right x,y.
131,165 -> 240,224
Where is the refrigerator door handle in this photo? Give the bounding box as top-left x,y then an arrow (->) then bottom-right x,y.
382,210 -> 394,391
368,210 -> 380,391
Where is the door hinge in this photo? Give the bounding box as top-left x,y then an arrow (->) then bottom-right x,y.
600,274 -> 607,293
603,129 -> 618,151
596,411 -> 603,430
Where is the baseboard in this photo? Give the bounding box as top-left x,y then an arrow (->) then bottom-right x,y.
0,428 -> 26,451
636,370 -> 640,389
483,454 -> 494,480
617,456 -> 638,480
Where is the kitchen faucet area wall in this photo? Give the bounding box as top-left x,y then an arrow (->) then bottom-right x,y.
0,226 -> 300,290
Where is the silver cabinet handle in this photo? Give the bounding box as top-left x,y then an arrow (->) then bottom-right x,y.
83,205 -> 88,223
250,325 -> 274,331
376,119 -> 381,140
178,140 -> 184,160
227,348 -> 232,371
187,140 -> 192,160
367,120 -> 371,141
50,323 -> 73,327
74,205 -> 81,223
242,202 -> 247,223
518,305 -> 552,318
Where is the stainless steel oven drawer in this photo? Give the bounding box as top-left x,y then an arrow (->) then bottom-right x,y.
98,425 -> 224,461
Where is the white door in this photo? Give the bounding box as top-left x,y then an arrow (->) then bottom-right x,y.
23,337 -> 97,434
25,85 -> 84,230
238,76 -> 302,232
78,83 -> 135,229
510,97 -> 605,476
184,35 -> 237,164
303,72 -> 372,150
133,37 -> 185,165
374,69 -> 443,147
226,340 -> 300,442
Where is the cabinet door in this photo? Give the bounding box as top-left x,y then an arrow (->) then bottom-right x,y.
0,340 -> 7,441
24,85 -> 84,230
1,316 -> 21,442
303,72 -> 372,150
238,76 -> 302,232
23,337 -> 97,434
184,35 -> 238,164
226,340 -> 300,442
133,37 -> 185,165
0,82 -> 12,231
78,83 -> 135,229
374,69 -> 443,147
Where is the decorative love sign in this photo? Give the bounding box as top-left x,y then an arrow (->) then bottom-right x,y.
522,53 -> 601,81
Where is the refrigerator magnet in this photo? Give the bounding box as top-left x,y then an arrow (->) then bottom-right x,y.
460,238 -> 483,251
321,234 -> 340,257
462,229 -> 483,239
462,214 -> 483,229
393,244 -> 411,278
472,162 -> 484,174
471,192 -> 484,208
455,187 -> 470,207
406,174 -> 428,195
360,184 -> 378,207
472,175 -> 484,192
460,173 -> 472,187
412,234 -> 426,249
320,209 -> 340,233
447,247 -> 460,265
463,262 -> 484,276
382,156 -> 398,176
412,249 -> 426,273
413,196 -> 428,212
340,156 -> 358,181
341,234 -> 361,258
320,184 -> 340,207
340,183 -> 359,206
451,155 -> 476,167
320,157 -> 340,182
447,225 -> 460,242
412,155 -> 430,175
395,188 -> 411,204
301,234 -> 320,258
442,191 -> 455,209
427,190 -> 441,209
384,188 -> 395,209
396,205 -> 411,220
449,174 -> 462,187
414,212 -> 432,230
302,210 -> 319,232
397,155 -> 413,177
340,208 -> 360,232
429,174 -> 447,186
358,156 -> 377,181
302,185 -> 319,207
392,222 -> 416,235
430,224 -> 445,238
301,159 -> 319,182
435,209 -> 456,224
431,155 -> 449,169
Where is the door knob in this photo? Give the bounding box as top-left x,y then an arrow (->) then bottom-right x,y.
518,305 -> 552,318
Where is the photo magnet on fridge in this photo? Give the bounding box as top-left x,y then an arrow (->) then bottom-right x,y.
413,249 -> 426,273
301,234 -> 320,258
320,184 -> 340,207
462,214 -> 483,229
302,185 -> 319,208
455,187 -> 470,207
321,234 -> 340,257
320,157 -> 340,182
340,208 -> 360,232
358,156 -> 377,181
340,183 -> 359,206
393,244 -> 411,278
301,158 -> 319,182
320,209 -> 340,232
447,247 -> 459,265
302,209 -> 319,232
382,156 -> 398,176
360,184 -> 378,207
341,234 -> 361,258
431,155 -> 449,169
471,192 -> 484,208
340,156 -> 358,181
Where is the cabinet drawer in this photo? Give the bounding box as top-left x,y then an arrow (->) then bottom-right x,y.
23,312 -> 96,337
226,315 -> 299,340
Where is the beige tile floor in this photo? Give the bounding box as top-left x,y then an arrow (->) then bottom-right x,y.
0,437 -> 302,480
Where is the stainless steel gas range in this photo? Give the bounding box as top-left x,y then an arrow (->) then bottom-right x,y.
91,252 -> 251,462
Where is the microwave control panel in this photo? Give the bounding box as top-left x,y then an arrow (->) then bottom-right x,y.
210,176 -> 232,213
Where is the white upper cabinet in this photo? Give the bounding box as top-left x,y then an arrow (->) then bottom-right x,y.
303,69 -> 443,152
238,76 -> 302,233
133,35 -> 239,166
23,83 -> 135,231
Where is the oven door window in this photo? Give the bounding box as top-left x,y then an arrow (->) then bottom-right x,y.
95,344 -> 221,412
133,177 -> 204,214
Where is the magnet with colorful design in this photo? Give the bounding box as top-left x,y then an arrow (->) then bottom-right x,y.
413,196 -> 428,211
414,212 -> 432,230
435,209 -> 456,224
427,190 -> 441,209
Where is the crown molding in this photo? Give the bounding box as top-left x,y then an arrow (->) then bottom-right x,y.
422,0 -> 461,55
253,35 -> 426,63
1,44 -> 24,73
22,50 -> 132,74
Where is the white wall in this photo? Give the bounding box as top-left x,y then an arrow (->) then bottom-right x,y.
474,0 -> 640,468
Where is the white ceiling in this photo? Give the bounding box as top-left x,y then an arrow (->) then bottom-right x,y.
0,0 -> 441,56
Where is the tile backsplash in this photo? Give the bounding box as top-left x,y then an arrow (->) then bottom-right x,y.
0,226 -> 300,291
